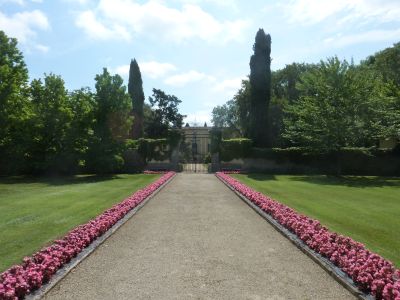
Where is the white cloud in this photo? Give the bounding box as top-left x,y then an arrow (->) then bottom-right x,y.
140,61 -> 177,79
112,60 -> 177,79
0,0 -> 25,5
213,77 -> 244,95
64,0 -> 90,4
0,0 -> 43,5
282,0 -> 400,25
164,70 -> 215,87
112,64 -> 130,76
74,0 -> 250,43
75,10 -> 130,41
0,9 -> 49,52
176,0 -> 239,11
324,28 -> 400,48
34,43 -> 49,53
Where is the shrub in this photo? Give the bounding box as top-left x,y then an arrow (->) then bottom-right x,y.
137,138 -> 169,162
220,138 -> 252,161
203,153 -> 211,164
220,146 -> 400,176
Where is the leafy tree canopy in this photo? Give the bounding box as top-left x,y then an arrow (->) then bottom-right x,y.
146,88 -> 185,138
283,57 -> 397,150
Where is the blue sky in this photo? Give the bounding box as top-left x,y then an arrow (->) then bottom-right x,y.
1,0 -> 400,125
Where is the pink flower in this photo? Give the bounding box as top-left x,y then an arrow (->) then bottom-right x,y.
0,172 -> 175,300
216,172 -> 400,300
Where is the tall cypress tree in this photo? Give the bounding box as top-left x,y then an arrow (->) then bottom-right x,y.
128,59 -> 144,138
249,29 -> 271,147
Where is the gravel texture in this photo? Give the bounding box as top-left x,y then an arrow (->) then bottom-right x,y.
44,174 -> 355,300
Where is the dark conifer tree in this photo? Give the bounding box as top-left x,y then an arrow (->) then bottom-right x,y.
128,59 -> 145,138
249,29 -> 271,147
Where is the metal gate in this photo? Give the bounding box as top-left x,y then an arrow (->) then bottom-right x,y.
182,163 -> 209,173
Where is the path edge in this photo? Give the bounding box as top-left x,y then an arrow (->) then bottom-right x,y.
26,173 -> 176,300
216,174 -> 374,300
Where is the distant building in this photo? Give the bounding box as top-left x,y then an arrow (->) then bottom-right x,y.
182,124 -> 211,162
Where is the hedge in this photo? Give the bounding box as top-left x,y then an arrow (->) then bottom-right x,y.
220,138 -> 252,161
220,144 -> 400,176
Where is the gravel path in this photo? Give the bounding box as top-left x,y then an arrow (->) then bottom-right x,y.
44,174 -> 354,300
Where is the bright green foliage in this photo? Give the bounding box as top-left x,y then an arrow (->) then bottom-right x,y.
233,174 -> 400,267
68,88 -> 96,168
283,57 -> 393,150
364,42 -> 400,87
362,43 -> 400,140
0,31 -> 30,174
272,63 -> 314,103
146,88 -> 185,138
29,74 -> 74,173
128,59 -> 144,139
86,68 -> 132,173
268,63 -> 317,147
0,173 -> 160,271
249,29 -> 271,147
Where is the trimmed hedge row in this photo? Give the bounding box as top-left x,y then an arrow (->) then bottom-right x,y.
219,139 -> 400,175
220,138 -> 252,161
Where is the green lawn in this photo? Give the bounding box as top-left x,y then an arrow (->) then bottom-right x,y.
0,174 -> 160,272
232,174 -> 400,268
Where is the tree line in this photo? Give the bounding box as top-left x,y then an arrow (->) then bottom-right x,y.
0,30 -> 184,175
212,29 -> 400,152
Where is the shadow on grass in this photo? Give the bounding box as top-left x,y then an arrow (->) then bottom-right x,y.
240,173 -> 400,188
243,173 -> 278,181
288,175 -> 400,188
0,174 -> 124,186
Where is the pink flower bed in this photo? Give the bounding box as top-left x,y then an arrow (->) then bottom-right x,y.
216,172 -> 400,300
0,172 -> 175,300
221,169 -> 242,174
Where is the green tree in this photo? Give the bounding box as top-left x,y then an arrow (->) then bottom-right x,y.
267,63 -> 316,147
211,99 -> 241,138
283,57 -> 389,150
28,74 -> 74,173
128,59 -> 144,139
146,88 -> 185,138
362,43 -> 400,142
86,68 -> 132,173
272,63 -> 314,103
363,42 -> 400,87
249,29 -> 271,147
67,88 -> 96,170
0,31 -> 31,174
211,104 -> 229,128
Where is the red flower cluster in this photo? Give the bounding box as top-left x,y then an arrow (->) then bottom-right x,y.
216,172 -> 400,300
0,172 -> 175,300
221,169 -> 242,174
